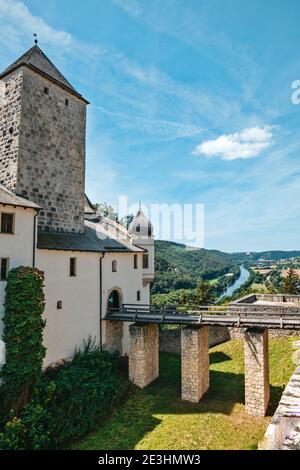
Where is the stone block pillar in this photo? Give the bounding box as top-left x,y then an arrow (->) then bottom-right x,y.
105,320 -> 123,355
181,326 -> 209,402
129,323 -> 159,388
244,328 -> 270,416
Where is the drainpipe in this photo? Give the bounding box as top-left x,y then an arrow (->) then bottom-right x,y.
99,252 -> 105,351
32,211 -> 38,268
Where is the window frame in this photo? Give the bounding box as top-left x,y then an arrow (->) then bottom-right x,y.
0,258 -> 9,281
69,257 -> 77,277
142,254 -> 149,269
112,260 -> 117,273
0,212 -> 15,234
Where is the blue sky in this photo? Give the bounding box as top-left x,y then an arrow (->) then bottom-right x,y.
1,0 -> 300,252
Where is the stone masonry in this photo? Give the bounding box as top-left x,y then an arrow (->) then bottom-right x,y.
181,326 -> 209,402
105,320 -> 123,355
244,328 -> 270,416
0,66 -> 86,233
129,323 -> 159,389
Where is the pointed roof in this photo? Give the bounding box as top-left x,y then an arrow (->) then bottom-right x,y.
0,45 -> 88,103
128,207 -> 153,238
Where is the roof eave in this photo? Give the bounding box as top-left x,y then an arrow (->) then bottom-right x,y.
0,63 -> 90,105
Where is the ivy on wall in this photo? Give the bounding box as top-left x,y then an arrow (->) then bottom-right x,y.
0,267 -> 46,413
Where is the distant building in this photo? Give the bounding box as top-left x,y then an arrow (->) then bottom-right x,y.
0,45 -> 154,365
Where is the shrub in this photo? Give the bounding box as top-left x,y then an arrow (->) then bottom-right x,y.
0,340 -> 129,449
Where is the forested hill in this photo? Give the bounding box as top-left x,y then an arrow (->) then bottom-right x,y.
152,240 -> 237,294
230,251 -> 300,263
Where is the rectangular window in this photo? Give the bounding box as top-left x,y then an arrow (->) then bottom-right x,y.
137,290 -> 141,301
1,213 -> 14,234
0,258 -> 9,281
134,254 -> 138,269
112,260 -> 117,272
143,254 -> 149,269
69,257 -> 77,277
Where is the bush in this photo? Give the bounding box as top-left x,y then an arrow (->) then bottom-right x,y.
0,340 -> 129,449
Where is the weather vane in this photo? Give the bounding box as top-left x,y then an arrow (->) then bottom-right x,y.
33,33 -> 38,45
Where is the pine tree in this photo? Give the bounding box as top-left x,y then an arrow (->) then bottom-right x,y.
194,279 -> 214,305
281,268 -> 300,295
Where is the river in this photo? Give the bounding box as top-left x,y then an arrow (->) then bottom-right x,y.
219,264 -> 251,299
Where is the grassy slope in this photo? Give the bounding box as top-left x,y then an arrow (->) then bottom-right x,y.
71,337 -> 297,450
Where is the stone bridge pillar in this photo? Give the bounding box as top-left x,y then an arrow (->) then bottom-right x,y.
244,328 -> 270,416
105,320 -> 123,355
129,323 -> 159,388
181,326 -> 209,402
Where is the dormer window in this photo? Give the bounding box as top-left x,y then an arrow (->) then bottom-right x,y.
112,260 -> 117,272
1,213 -> 14,234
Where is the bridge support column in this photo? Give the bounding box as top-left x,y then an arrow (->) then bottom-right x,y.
244,328 -> 270,416
105,320 -> 123,355
181,326 -> 209,402
129,323 -> 159,388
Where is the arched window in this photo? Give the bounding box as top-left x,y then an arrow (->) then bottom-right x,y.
108,290 -> 121,310
112,260 -> 117,272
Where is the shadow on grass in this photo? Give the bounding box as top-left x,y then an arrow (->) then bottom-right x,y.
71,351 -> 284,450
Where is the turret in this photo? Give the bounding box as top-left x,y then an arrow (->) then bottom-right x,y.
128,206 -> 155,286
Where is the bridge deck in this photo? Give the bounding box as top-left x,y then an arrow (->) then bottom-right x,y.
105,304 -> 300,330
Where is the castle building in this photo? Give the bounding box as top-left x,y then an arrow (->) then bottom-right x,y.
0,45 -> 154,366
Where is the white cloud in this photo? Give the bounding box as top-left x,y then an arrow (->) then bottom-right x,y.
192,126 -> 274,160
0,0 -> 72,47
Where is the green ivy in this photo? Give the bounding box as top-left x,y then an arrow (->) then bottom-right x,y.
0,267 -> 46,413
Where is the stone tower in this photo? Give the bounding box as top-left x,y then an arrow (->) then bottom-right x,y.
0,45 -> 88,233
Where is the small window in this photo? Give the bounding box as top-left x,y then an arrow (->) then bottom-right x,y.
0,258 -> 9,281
44,87 -> 49,95
137,290 -> 141,301
143,254 -> 149,269
134,254 -> 138,269
1,213 -> 14,234
112,260 -> 117,272
69,257 -> 77,277
57,300 -> 62,310
65,98 -> 69,106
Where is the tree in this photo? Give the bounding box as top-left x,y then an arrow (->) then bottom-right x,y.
281,268 -> 300,295
1,267 -> 46,413
194,279 -> 215,305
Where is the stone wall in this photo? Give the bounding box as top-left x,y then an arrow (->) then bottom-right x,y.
0,69 -> 23,189
244,328 -> 270,416
0,66 -> 86,233
181,326 -> 209,402
159,325 -> 230,354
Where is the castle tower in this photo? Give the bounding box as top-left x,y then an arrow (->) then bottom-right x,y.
0,45 -> 88,233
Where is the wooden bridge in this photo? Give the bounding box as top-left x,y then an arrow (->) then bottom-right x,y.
104,295 -> 300,417
105,302 -> 300,329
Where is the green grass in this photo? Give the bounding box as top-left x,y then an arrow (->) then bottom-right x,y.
70,337 -> 298,450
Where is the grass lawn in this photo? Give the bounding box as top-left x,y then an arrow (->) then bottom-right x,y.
70,337 -> 298,450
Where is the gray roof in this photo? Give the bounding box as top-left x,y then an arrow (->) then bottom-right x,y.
0,184 -> 40,210
37,221 -> 146,253
0,45 -> 88,103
